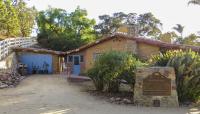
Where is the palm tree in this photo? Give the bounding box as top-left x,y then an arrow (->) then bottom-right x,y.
173,24 -> 184,37
172,24 -> 185,44
188,0 -> 200,5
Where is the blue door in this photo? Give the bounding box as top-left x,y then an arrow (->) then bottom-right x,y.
73,56 -> 80,75
19,54 -> 53,74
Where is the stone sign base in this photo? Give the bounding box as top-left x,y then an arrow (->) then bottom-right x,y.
134,67 -> 179,107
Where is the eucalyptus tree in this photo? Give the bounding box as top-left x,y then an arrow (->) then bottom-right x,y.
137,13 -> 162,38
95,12 -> 162,38
94,12 -> 127,36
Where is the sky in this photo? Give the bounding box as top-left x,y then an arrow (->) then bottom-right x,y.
27,0 -> 200,37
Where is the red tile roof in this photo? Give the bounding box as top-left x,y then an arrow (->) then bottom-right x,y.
13,34 -> 200,55
64,34 -> 200,55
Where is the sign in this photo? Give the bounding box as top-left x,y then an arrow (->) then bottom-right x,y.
143,72 -> 171,96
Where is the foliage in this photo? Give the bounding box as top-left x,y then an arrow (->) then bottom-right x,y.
173,24 -> 184,37
94,12 -> 162,38
182,34 -> 200,45
160,24 -> 199,45
167,51 -> 200,102
172,24 -> 185,43
87,65 -> 104,91
149,50 -> 200,102
37,6 -> 96,51
137,13 -> 162,38
0,0 -> 7,36
159,32 -> 177,43
0,0 -> 20,37
88,51 -> 144,92
0,0 -> 36,37
15,0 -> 37,37
149,50 -> 182,66
188,0 -> 200,5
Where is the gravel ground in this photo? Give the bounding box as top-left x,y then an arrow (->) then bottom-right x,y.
0,74 -> 199,114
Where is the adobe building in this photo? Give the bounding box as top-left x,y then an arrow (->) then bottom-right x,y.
63,33 -> 200,75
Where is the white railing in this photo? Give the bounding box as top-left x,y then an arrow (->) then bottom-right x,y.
0,37 -> 37,60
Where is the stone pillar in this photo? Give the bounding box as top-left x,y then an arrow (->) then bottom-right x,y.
134,67 -> 179,107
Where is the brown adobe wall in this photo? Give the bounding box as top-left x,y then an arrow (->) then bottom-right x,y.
84,37 -> 137,71
137,43 -> 160,59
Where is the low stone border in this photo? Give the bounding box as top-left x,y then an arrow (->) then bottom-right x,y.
0,72 -> 25,89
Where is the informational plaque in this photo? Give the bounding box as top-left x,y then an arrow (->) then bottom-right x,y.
143,72 -> 171,96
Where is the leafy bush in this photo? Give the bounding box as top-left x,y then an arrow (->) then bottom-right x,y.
149,50 -> 200,102
88,51 -> 144,92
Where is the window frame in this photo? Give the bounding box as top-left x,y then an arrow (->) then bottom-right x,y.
80,55 -> 84,62
68,55 -> 73,62
93,53 -> 102,61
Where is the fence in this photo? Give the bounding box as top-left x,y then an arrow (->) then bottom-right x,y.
0,37 -> 37,60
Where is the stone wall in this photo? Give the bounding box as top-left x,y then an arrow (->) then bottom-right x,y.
134,67 -> 179,107
0,52 -> 22,88
0,52 -> 18,73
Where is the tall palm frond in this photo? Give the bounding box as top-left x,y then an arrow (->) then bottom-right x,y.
172,24 -> 184,37
188,0 -> 200,5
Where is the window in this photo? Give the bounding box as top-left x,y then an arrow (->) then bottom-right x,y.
64,56 -> 68,62
93,53 -> 102,61
80,55 -> 84,62
68,56 -> 73,62
74,56 -> 80,65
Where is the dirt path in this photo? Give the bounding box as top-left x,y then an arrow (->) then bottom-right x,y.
0,75 -> 198,114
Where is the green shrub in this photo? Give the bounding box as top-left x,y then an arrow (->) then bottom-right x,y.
150,50 -> 200,102
88,51 -> 144,92
87,66 -> 104,91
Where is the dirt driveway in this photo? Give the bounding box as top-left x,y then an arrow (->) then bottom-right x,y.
0,75 -> 199,114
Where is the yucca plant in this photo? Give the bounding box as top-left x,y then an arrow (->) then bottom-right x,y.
149,50 -> 181,66
167,52 -> 200,102
150,50 -> 200,103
